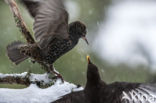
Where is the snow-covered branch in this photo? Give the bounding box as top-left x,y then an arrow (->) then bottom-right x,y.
0,72 -> 54,87
0,79 -> 84,103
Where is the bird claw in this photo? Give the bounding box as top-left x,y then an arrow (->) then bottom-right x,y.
49,65 -> 64,83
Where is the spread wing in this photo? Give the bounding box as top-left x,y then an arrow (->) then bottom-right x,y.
21,0 -> 41,17
33,0 -> 69,45
22,0 -> 69,48
121,84 -> 156,103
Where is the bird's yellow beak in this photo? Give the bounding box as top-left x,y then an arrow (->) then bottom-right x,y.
87,55 -> 91,64
82,36 -> 89,45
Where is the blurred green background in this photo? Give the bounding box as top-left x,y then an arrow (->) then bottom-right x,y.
0,0 -> 154,88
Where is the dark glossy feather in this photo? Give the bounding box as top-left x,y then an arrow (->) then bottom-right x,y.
53,91 -> 87,103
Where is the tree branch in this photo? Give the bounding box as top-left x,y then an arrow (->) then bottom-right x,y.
5,0 -> 35,44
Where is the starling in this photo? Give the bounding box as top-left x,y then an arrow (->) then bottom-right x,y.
7,0 -> 88,81
85,56 -> 156,103
54,56 -> 156,103
50,56 -> 156,102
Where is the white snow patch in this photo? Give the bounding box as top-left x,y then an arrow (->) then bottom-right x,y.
30,73 -> 51,84
0,72 -> 52,84
0,79 -> 84,103
0,72 -> 27,78
93,0 -> 156,69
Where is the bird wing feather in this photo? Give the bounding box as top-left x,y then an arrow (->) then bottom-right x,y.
33,0 -> 69,46
22,0 -> 69,48
122,84 -> 156,103
21,0 -> 41,17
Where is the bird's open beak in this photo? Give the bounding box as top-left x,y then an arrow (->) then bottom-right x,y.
82,36 -> 89,45
87,55 -> 91,64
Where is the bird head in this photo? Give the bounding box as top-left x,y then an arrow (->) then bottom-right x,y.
86,56 -> 101,84
69,21 -> 89,44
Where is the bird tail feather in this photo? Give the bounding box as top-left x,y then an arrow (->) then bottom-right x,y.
7,41 -> 29,65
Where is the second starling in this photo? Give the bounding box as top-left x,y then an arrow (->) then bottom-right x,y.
85,56 -> 156,103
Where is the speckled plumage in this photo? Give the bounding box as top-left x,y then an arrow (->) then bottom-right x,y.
7,0 -> 88,80
44,39 -> 72,64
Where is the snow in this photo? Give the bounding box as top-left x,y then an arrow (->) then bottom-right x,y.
30,73 -> 51,85
0,72 -> 27,78
0,79 -> 84,103
0,72 -> 52,85
93,0 -> 156,68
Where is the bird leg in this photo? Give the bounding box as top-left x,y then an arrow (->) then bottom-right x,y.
49,65 -> 64,83
37,62 -> 64,82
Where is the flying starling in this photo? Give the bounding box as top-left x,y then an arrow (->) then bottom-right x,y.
7,0 -> 88,81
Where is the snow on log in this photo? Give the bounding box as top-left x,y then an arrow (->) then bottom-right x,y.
0,79 -> 83,103
0,72 -> 54,87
